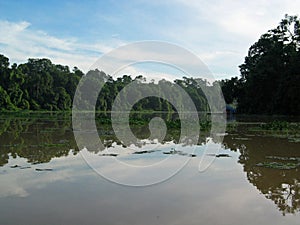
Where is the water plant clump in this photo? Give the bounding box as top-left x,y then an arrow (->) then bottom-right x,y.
256,161 -> 300,170
256,155 -> 300,170
259,120 -> 300,131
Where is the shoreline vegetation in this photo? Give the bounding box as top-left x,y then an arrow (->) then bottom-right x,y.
0,111 -> 299,133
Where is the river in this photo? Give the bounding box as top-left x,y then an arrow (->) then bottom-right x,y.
0,113 -> 299,225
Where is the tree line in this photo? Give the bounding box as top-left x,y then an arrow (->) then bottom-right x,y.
0,15 -> 299,115
0,55 -> 214,112
220,14 -> 300,115
0,56 -> 83,110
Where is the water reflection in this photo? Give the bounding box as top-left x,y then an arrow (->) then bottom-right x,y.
0,113 -> 212,166
223,126 -> 300,215
0,114 -> 77,166
0,114 -> 300,217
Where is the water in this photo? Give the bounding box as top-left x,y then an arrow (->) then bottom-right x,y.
0,113 -> 299,225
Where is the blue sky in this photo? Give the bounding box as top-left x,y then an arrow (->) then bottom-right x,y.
0,0 -> 299,79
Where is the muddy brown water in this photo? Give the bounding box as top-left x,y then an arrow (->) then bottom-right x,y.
0,114 -> 299,225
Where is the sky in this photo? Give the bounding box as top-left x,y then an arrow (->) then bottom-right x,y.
0,0 -> 299,80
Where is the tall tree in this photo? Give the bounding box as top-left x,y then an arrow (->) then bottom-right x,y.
238,14 -> 300,115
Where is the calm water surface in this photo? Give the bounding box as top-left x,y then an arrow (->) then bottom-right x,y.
0,113 -> 299,225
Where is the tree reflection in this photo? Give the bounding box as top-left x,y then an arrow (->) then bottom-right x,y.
223,133 -> 300,215
0,113 -> 209,166
2,114 -> 299,215
0,114 -> 77,165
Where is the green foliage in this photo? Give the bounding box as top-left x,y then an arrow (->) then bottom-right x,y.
260,120 -> 290,130
2,15 -> 298,115
0,55 -> 83,111
238,14 -> 300,115
0,55 -> 213,113
0,86 -> 15,110
220,15 -> 300,115
219,77 -> 241,104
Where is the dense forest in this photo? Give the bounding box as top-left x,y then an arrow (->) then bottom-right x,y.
0,15 -> 299,115
221,15 -> 300,115
0,54 -> 213,112
0,56 -> 83,111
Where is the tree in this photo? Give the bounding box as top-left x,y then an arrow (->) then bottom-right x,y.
0,86 -> 14,110
238,14 -> 300,115
0,54 -> 10,90
219,77 -> 240,104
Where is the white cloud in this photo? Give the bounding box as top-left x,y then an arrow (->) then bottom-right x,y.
0,20 -> 124,72
1,0 -> 299,78
155,0 -> 300,77
174,0 -> 299,40
114,64 -> 181,82
0,153 -> 90,198
89,41 -> 216,81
